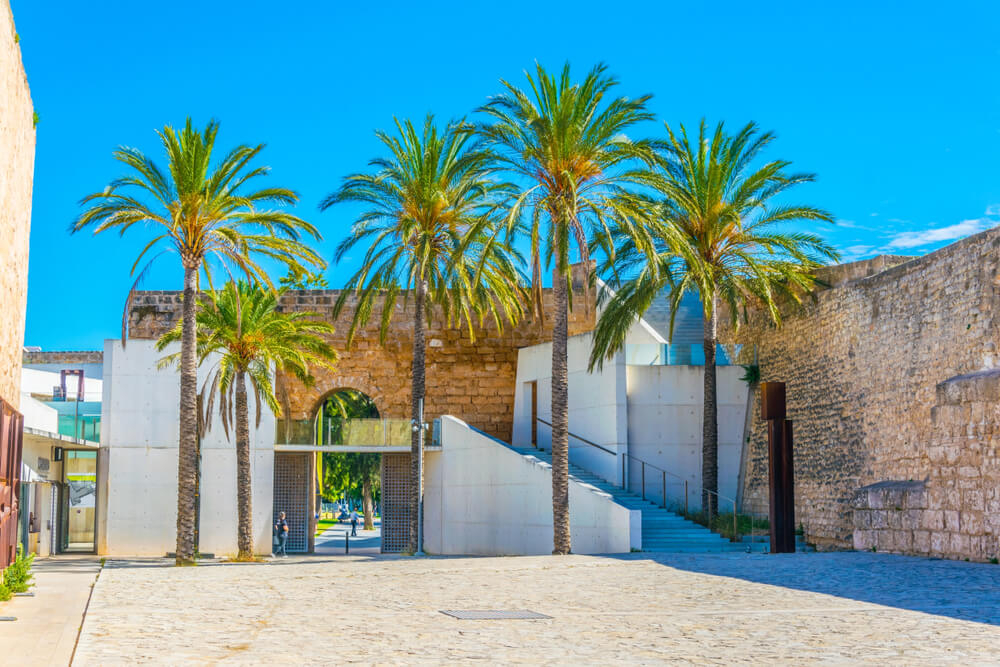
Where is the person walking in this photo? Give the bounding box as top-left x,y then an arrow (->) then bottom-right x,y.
274,511 -> 289,557
350,509 -> 359,537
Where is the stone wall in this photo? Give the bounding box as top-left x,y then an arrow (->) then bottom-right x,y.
729,228 -> 1000,561
0,0 -> 35,409
22,350 -> 104,366
127,287 -> 596,442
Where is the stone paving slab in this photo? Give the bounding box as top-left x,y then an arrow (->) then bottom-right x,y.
74,552 -> 1000,665
0,556 -> 102,666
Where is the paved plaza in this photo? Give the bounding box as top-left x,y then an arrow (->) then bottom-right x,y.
69,552 -> 1000,665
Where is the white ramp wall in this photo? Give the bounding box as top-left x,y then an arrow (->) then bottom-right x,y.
625,365 -> 748,512
425,416 -> 638,555
100,340 -> 275,556
512,333 -> 626,485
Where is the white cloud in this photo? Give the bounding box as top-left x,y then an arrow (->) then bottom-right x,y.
885,218 -> 997,249
838,244 -> 876,262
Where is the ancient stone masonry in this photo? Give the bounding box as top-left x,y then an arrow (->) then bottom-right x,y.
128,287 -> 596,442
0,0 -> 35,409
726,229 -> 1000,561
22,350 -> 104,366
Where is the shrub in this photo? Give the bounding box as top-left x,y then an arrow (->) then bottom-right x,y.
3,546 -> 35,594
0,579 -> 10,602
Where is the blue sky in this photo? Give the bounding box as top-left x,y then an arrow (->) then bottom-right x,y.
12,1 -> 1000,350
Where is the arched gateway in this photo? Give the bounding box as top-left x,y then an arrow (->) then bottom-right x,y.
128,274 -> 595,552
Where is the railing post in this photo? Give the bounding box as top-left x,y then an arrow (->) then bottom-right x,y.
641,461 -> 645,500
733,500 -> 738,543
662,470 -> 666,509
684,480 -> 688,515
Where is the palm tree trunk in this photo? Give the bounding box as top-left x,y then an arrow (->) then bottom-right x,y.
362,476 -> 374,531
175,265 -> 199,565
408,278 -> 427,553
551,272 -> 571,554
235,371 -> 253,560
702,293 -> 719,519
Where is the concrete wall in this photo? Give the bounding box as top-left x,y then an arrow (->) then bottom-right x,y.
21,367 -> 103,399
424,416 -> 637,555
728,232 -> 1000,560
512,333 -> 627,485
625,365 -> 748,511
0,0 -> 35,409
100,340 -> 275,556
23,350 -> 105,381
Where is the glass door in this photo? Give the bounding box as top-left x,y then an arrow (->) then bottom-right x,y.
63,450 -> 97,552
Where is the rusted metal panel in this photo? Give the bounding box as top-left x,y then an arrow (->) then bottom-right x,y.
0,398 -> 24,569
763,383 -> 796,554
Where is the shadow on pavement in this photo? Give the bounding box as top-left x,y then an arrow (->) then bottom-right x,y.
605,551 -> 1000,626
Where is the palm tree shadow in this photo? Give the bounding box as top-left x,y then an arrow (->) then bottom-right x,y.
599,551 -> 1000,626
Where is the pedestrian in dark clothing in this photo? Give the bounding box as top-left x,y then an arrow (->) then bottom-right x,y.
274,511 -> 289,557
350,510 -> 359,536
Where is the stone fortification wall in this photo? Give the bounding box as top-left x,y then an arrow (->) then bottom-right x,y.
730,229 -> 1000,561
0,0 -> 35,409
127,287 -> 596,442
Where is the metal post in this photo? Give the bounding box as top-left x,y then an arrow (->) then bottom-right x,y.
621,455 -> 625,489
733,500 -> 737,543
345,533 -> 349,554
640,461 -> 645,501
662,471 -> 666,509
684,480 -> 689,515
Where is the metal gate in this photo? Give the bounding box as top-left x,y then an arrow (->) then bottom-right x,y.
0,398 -> 24,569
380,453 -> 410,553
273,453 -> 310,553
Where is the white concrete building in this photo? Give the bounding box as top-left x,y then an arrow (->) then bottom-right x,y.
32,283 -> 753,558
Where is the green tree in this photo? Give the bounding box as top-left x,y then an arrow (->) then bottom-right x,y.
157,281 -> 336,560
320,390 -> 381,530
477,63 -> 656,554
73,119 -> 323,564
321,115 -> 525,553
590,120 -> 838,517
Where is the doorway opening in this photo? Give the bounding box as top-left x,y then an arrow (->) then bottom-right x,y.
272,389 -> 385,555
61,449 -> 97,553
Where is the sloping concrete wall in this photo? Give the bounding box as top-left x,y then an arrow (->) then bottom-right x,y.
99,340 -> 275,556
425,416 -> 637,555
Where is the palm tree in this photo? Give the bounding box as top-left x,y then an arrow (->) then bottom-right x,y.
320,115 -> 525,553
477,63 -> 656,554
157,281 -> 337,560
73,119 -> 323,564
590,120 -> 839,517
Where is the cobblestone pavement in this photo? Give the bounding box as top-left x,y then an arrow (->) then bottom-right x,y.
74,552 -> 1000,665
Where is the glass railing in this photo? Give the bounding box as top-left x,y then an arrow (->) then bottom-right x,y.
30,392 -> 102,442
276,417 -> 435,448
625,343 -> 742,366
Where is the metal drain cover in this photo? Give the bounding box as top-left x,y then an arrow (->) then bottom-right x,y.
440,610 -> 551,620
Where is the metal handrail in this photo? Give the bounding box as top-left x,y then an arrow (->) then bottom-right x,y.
622,451 -> 748,544
534,417 -> 617,457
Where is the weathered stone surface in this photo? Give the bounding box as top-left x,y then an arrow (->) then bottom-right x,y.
728,234 -> 1000,561
0,1 -> 34,409
127,284 -> 596,442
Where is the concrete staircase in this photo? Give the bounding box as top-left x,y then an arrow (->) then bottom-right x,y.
513,447 -> 755,553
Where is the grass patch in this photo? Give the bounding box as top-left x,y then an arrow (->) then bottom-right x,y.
681,510 -> 769,541
315,518 -> 341,536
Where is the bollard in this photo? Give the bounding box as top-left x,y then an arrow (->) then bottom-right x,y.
345,533 -> 349,554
